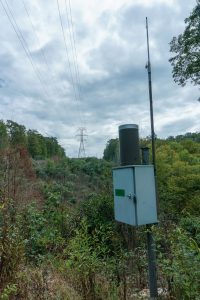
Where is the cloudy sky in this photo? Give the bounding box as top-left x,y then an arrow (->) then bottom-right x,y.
0,0 -> 199,157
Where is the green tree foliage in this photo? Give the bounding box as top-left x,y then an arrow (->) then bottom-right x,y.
0,120 -> 65,159
167,131 -> 200,143
155,224 -> 200,299
45,137 -> 65,158
103,138 -> 119,163
103,132 -> 200,217
7,120 -> 27,148
156,140 -> 200,216
0,193 -> 25,293
27,130 -> 43,158
169,1 -> 200,86
0,120 -> 8,150
0,126 -> 200,299
28,132 -> 65,159
66,196 -> 129,299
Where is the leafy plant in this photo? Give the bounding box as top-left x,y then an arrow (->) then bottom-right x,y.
155,224 -> 200,299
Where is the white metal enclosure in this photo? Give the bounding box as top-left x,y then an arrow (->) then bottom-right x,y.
113,165 -> 158,226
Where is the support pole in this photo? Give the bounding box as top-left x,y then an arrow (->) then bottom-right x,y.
146,17 -> 159,213
141,147 -> 158,299
146,227 -> 158,299
146,17 -> 156,168
145,23 -> 159,296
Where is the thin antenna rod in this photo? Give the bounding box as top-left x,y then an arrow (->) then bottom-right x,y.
145,18 -> 158,299
146,17 -> 156,168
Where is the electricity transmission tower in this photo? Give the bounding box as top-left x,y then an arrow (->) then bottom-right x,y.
77,127 -> 87,158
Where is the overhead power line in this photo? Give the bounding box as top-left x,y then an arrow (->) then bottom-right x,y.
21,0 -> 50,74
56,0 -> 84,124
0,0 -> 50,99
56,1 -> 78,103
67,0 -> 86,126
69,0 -> 82,89
21,0 -> 62,96
65,0 -> 82,100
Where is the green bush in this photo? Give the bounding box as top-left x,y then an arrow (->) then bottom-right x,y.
155,224 -> 200,299
19,204 -> 65,262
0,197 -> 24,291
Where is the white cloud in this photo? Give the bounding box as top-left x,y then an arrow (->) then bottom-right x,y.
0,0 -> 199,157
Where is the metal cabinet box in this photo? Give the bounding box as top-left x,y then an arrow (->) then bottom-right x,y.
113,165 -> 158,226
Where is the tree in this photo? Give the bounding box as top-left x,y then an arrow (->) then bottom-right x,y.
0,120 -> 9,150
45,137 -> 65,158
6,120 -> 27,147
169,1 -> 200,86
27,130 -> 41,158
103,139 -> 119,163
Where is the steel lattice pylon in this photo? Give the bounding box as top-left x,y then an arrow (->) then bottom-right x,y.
77,127 -> 87,158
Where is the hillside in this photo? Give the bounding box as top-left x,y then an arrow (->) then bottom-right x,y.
0,121 -> 200,299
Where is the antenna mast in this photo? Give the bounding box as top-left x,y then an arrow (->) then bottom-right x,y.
145,17 -> 158,300
146,17 -> 156,168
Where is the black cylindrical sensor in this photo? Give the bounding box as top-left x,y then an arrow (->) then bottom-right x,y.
119,124 -> 140,166
141,147 -> 150,165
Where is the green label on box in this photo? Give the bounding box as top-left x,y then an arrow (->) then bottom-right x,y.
115,189 -> 125,197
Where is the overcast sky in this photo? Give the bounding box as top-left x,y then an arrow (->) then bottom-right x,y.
0,0 -> 199,157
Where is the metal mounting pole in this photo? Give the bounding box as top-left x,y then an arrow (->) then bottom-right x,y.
145,18 -> 159,298
146,17 -> 156,168
146,226 -> 158,299
145,17 -> 159,213
141,147 -> 158,299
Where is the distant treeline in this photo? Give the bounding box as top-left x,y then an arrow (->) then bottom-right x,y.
0,120 -> 65,159
166,132 -> 200,143
103,132 -> 200,163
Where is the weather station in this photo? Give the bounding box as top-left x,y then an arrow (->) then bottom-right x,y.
112,17 -> 159,299
113,124 -> 158,227
112,124 -> 158,299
